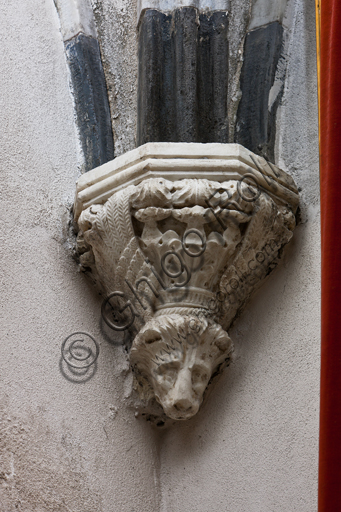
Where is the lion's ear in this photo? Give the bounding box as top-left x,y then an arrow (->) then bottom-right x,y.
142,328 -> 162,345
213,330 -> 232,353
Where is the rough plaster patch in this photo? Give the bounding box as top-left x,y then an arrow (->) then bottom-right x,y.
227,0 -> 252,142
0,401 -> 102,511
91,0 -> 138,157
249,0 -> 287,31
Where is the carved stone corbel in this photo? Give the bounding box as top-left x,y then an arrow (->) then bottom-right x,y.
74,142 -> 299,421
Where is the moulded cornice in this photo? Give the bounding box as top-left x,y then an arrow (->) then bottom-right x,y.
74,142 -> 298,221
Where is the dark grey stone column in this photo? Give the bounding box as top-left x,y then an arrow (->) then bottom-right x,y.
65,34 -> 115,171
235,22 -> 284,162
137,7 -> 229,145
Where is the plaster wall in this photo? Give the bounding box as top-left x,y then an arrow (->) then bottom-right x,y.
0,0 -> 320,511
159,0 -> 320,511
0,1 -> 159,511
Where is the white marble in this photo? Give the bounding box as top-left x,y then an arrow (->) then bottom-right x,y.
54,0 -> 97,41
75,142 -> 298,220
75,142 -> 299,421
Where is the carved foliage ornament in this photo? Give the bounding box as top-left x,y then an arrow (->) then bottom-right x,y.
74,143 -> 299,421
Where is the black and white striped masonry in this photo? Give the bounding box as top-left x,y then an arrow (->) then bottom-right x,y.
54,0 -> 114,171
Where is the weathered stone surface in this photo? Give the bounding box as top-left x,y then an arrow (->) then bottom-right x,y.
137,0 -> 230,24
53,0 -> 97,41
74,142 -> 298,421
248,0 -> 287,31
235,21 -> 284,162
65,33 -> 114,171
137,8 -> 229,145
74,142 -> 298,219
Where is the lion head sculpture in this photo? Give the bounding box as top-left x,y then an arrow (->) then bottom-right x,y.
130,314 -> 233,420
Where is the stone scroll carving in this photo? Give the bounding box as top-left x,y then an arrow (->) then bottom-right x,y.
74,143 -> 299,422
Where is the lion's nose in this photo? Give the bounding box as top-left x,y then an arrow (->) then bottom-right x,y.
170,368 -> 193,402
173,398 -> 193,413
167,368 -> 199,418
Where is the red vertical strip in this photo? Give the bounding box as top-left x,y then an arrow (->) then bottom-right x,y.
319,1 -> 341,510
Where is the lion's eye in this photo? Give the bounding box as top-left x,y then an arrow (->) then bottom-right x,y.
191,367 -> 209,387
162,369 -> 177,383
156,363 -> 179,387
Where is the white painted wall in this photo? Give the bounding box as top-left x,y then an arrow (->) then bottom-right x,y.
91,0 -> 139,157
0,1 -> 159,510
158,0 -> 320,510
0,0 -> 319,510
